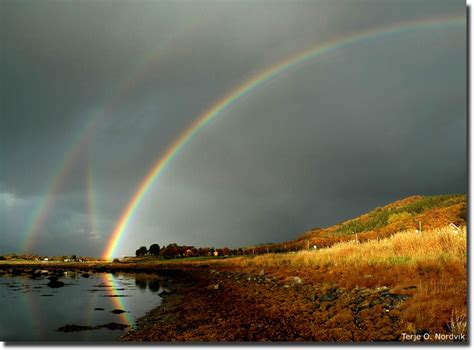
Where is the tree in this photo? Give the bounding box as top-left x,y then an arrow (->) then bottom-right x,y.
135,246 -> 148,257
221,247 -> 230,256
149,244 -> 160,256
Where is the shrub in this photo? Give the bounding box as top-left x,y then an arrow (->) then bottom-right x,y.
333,195 -> 465,236
387,211 -> 412,224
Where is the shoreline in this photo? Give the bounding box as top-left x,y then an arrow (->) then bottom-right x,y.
120,267 -> 408,342
0,256 -> 466,342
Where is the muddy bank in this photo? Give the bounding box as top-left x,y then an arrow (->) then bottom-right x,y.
121,268 -> 412,342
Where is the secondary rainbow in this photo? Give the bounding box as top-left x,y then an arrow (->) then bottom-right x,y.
102,15 -> 465,259
21,18 -> 206,253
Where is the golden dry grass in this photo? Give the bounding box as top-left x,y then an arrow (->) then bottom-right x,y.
226,226 -> 466,270
448,309 -> 467,336
216,225 -> 467,337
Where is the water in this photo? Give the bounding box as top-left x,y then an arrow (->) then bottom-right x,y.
0,271 -> 164,342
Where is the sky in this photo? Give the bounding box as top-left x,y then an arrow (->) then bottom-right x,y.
0,0 -> 467,258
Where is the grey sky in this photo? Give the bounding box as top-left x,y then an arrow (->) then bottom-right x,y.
0,0 -> 466,257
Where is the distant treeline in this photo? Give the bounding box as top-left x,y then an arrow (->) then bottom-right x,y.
134,242 -> 307,259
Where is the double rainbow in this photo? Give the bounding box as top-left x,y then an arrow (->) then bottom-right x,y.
102,15 -> 465,259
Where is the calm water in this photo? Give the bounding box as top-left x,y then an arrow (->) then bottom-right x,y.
0,271 -> 163,342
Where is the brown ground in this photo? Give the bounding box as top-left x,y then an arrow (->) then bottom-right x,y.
120,264 -> 466,342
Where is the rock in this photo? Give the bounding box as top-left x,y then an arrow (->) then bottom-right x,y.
111,309 -> 127,314
30,271 -> 42,279
158,290 -> 172,296
388,293 -> 410,301
57,322 -> 129,332
11,268 -> 23,276
320,292 -> 336,302
47,280 -> 65,288
94,308 -> 105,311
102,322 -> 129,331
81,273 -> 90,278
293,276 -> 302,284
58,324 -> 95,332
259,269 -> 265,276
48,276 -> 59,281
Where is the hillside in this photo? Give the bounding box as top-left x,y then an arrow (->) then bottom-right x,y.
249,194 -> 466,253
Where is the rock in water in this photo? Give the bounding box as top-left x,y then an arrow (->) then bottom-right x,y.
58,324 -> 95,332
47,280 -> 65,288
101,322 -> 129,331
111,309 -> 127,314
58,323 -> 129,332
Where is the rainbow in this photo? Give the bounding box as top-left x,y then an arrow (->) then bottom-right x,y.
21,18 -> 207,253
102,14 -> 465,259
22,118 -> 96,253
86,163 -> 98,237
104,273 -> 133,326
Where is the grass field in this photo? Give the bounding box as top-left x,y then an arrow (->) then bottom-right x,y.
217,225 -> 467,337
230,225 -> 466,269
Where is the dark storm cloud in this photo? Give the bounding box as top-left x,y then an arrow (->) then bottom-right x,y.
0,0 -> 466,256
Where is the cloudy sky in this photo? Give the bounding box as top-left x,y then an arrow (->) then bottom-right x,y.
0,0 -> 466,258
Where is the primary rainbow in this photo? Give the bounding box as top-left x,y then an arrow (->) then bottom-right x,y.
102,15 -> 465,259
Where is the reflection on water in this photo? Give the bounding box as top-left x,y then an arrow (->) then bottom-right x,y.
0,271 -> 163,342
134,273 -> 162,293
